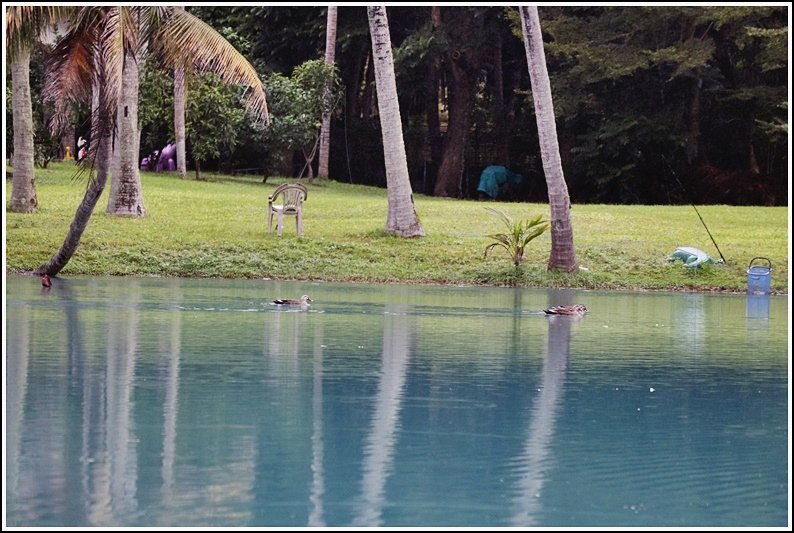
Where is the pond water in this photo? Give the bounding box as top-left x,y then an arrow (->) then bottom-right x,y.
4,275 -> 789,527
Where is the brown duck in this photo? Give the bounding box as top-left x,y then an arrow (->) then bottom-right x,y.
544,304 -> 587,316
273,295 -> 312,306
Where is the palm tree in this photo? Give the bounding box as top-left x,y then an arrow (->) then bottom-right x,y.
367,5 -> 425,238
174,65 -> 187,178
34,6 -> 270,276
107,44 -> 145,216
519,6 -> 578,272
317,5 -> 337,179
173,6 -> 187,179
9,41 -> 37,212
6,6 -> 65,213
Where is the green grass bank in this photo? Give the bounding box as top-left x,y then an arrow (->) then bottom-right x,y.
5,162 -> 789,294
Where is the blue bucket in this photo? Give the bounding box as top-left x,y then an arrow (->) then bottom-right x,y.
746,257 -> 772,295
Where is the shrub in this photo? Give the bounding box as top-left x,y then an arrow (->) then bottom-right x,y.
483,207 -> 549,267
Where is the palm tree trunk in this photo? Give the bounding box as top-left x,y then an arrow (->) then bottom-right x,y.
172,6 -> 188,178
35,86 -> 114,276
11,47 -> 38,213
107,50 -> 146,216
318,6 -> 338,179
367,6 -> 425,238
174,67 -> 187,178
519,6 -> 578,272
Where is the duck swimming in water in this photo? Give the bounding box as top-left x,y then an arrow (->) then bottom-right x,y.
273,295 -> 312,306
41,274 -> 52,288
544,304 -> 587,316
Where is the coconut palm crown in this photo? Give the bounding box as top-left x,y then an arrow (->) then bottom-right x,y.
44,6 -> 269,155
6,6 -> 68,212
32,6 -> 270,276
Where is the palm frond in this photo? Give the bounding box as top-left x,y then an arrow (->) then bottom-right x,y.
150,7 -> 270,126
5,5 -> 68,59
137,6 -> 170,62
43,7 -> 137,157
484,205 -> 513,229
43,9 -> 101,136
484,241 -> 507,258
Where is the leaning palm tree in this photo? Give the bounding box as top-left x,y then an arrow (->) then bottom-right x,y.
34,6 -> 269,276
5,6 -> 66,213
519,6 -> 578,272
367,5 -> 425,238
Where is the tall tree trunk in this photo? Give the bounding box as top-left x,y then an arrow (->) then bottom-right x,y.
107,50 -> 146,216
422,6 -> 443,195
361,51 -> 376,118
685,77 -> 701,165
61,121 -> 76,161
35,84 -> 114,276
174,67 -> 187,178
680,19 -> 701,167
519,6 -> 578,272
423,79 -> 441,195
11,47 -> 38,213
344,43 -> 369,120
434,59 -> 476,197
173,6 -> 187,178
317,6 -> 338,179
367,5 -> 425,238
491,37 -> 511,167
433,9 -> 483,198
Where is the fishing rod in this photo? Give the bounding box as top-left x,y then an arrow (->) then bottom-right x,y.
663,156 -> 727,264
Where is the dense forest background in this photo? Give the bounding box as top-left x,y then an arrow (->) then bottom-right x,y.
9,5 -> 788,206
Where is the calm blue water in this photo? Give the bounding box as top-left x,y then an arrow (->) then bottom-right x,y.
4,275 -> 790,527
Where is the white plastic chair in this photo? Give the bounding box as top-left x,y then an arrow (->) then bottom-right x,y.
268,183 -> 308,236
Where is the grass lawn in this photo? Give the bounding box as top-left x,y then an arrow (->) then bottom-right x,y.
4,162 -> 789,294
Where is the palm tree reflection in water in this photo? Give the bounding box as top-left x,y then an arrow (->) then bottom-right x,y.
352,305 -> 412,526
160,287 -> 182,511
308,320 -> 326,527
511,298 -> 580,526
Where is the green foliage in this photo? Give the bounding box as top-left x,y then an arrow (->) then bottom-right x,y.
259,59 -> 343,175
393,20 -> 447,111
532,6 -> 788,204
138,59 -> 175,159
483,207 -> 549,267
29,43 -> 61,167
190,6 -> 327,74
744,26 -> 787,72
186,72 -> 246,173
292,59 -> 343,117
